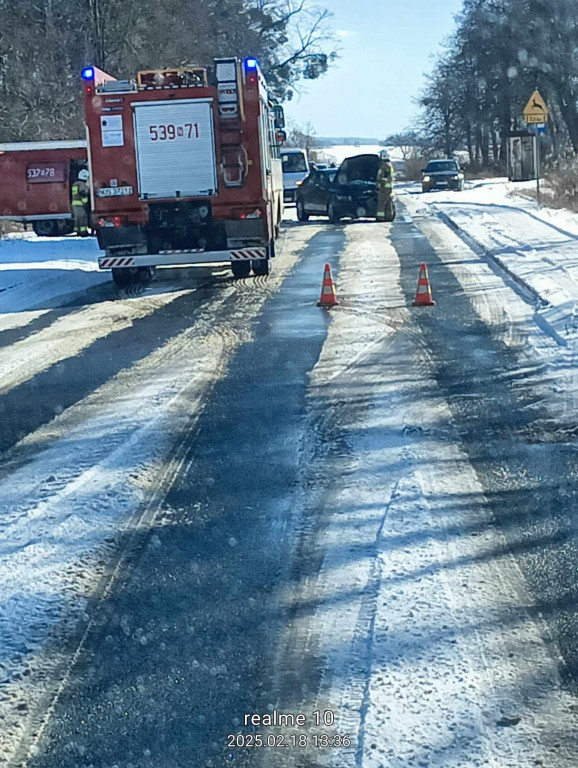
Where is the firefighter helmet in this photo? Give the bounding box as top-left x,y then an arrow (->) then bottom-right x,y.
380,150 -> 390,161
78,169 -> 89,181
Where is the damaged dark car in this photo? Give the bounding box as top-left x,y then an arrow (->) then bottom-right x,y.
296,154 -> 395,224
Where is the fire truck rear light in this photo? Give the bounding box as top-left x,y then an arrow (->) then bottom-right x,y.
82,67 -> 95,80
237,208 -> 262,220
97,216 -> 123,228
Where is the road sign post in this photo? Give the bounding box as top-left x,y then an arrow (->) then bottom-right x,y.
534,128 -> 541,206
523,90 -> 548,207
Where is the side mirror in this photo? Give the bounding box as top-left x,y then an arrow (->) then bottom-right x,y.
272,105 -> 285,130
275,129 -> 287,144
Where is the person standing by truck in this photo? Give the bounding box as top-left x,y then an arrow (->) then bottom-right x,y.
376,150 -> 394,222
71,168 -> 90,236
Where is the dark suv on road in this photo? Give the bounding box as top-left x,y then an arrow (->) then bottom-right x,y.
421,159 -> 464,192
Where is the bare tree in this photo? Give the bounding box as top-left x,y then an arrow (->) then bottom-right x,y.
418,0 -> 578,166
0,0 -> 337,141
285,120 -> 318,155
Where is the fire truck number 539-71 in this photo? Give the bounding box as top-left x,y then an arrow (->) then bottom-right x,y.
149,124 -> 200,141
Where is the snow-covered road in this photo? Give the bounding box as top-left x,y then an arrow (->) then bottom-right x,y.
2,202 -> 578,767
270,216 -> 578,767
0,227 -> 310,762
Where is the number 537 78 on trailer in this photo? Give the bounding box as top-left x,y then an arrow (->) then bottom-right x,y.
82,58 -> 286,287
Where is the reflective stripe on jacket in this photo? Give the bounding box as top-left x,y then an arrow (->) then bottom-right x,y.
377,162 -> 394,189
71,180 -> 89,206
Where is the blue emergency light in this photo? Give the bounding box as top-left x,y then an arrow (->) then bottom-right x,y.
245,58 -> 259,70
82,67 -> 95,80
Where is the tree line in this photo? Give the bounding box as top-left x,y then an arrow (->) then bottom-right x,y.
0,0 -> 336,142
392,0 -> 578,170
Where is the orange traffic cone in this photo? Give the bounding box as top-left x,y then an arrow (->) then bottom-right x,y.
412,262 -> 436,306
317,263 -> 338,307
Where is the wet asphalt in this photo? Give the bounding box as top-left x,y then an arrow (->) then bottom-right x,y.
13,202 -> 578,767
23,226 -> 345,768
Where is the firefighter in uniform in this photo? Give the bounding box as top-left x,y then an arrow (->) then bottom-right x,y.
376,150 -> 394,222
72,168 -> 91,236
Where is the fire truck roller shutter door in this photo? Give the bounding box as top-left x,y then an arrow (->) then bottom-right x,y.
133,99 -> 218,199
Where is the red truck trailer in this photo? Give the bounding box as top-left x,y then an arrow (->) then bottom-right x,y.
0,141 -> 88,236
82,57 -> 285,287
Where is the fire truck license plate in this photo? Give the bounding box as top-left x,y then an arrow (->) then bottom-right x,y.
96,186 -> 133,197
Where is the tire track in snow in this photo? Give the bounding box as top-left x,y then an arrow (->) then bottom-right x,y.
0,287 -> 195,396
267,222 -> 405,768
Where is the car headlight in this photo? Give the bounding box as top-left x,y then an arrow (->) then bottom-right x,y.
423,176 -> 431,182
451,175 -> 459,180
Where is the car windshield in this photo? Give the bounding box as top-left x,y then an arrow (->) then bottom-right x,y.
282,153 -> 308,173
426,160 -> 459,172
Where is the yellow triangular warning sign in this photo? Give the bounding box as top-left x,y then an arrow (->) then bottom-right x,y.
523,90 -> 549,118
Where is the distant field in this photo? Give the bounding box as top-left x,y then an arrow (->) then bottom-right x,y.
321,144 -> 406,165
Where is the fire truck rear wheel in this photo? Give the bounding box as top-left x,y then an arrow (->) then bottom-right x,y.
231,260 -> 251,279
137,266 -> 155,284
111,268 -> 133,289
252,259 -> 269,276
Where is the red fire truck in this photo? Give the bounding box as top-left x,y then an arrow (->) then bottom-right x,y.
82,57 -> 285,286
0,141 -> 88,236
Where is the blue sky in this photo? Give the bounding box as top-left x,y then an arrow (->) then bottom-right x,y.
285,0 -> 464,139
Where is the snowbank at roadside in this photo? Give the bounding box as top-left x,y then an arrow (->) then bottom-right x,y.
0,233 -> 105,316
405,178 -> 578,346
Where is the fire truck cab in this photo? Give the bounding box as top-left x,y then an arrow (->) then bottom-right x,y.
83,58 -> 284,286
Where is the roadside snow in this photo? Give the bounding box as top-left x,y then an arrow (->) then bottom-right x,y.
405,178 -> 578,346
402,184 -> 578,430
0,288 -> 191,395
0,233 -> 106,320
